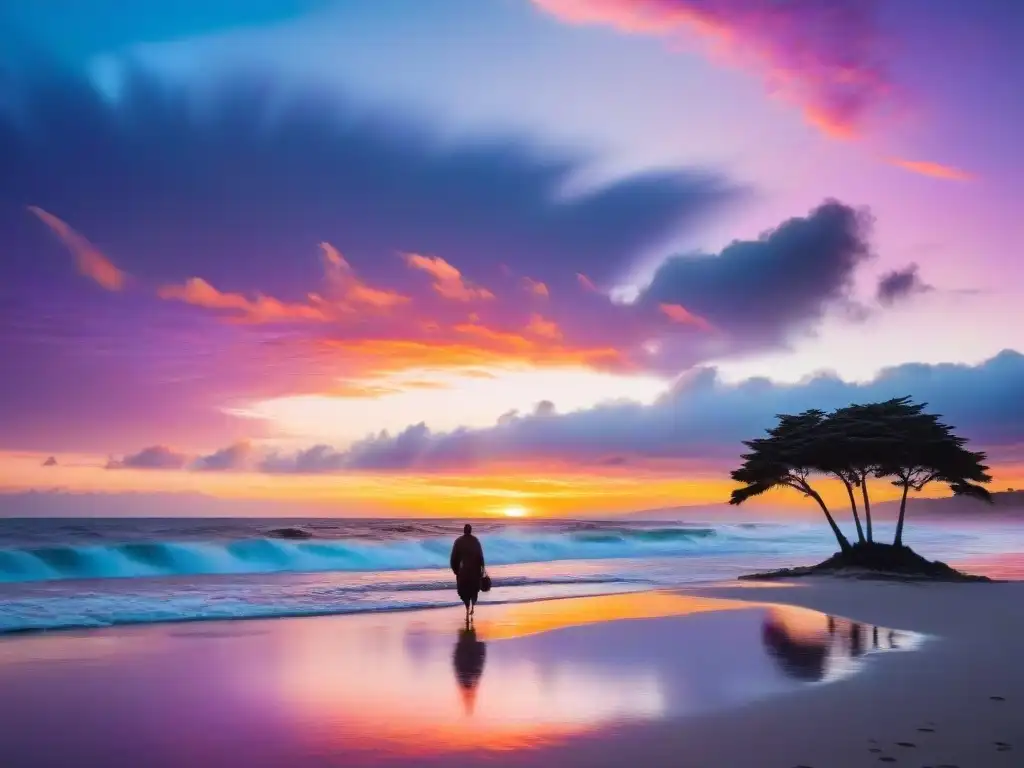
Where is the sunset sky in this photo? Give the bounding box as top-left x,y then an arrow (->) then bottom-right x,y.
2,0 -> 1024,517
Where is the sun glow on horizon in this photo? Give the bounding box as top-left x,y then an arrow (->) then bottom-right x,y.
499,505 -> 530,518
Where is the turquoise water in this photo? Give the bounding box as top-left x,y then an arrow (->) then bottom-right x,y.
0,517 -> 1020,633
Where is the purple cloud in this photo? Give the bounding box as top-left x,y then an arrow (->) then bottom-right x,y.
876,263 -> 933,306
634,200 -> 874,365
192,442 -> 252,472
107,445 -> 189,471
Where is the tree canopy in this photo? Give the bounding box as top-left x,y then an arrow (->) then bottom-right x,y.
729,396 -> 992,550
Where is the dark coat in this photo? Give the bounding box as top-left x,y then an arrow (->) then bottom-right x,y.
450,534 -> 485,604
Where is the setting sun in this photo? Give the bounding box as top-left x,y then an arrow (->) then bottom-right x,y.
500,505 -> 530,518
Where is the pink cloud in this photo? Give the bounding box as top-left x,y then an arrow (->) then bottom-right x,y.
659,302 -> 714,332
28,207 -> 127,291
320,243 -> 410,308
888,158 -> 975,182
526,313 -> 564,340
404,252 -> 495,301
531,0 -> 891,138
576,272 -> 598,292
522,276 -> 550,298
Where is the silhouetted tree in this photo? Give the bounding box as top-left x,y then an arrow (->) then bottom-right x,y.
810,410 -> 873,544
730,396 -> 992,554
874,400 -> 993,546
822,398 -> 920,543
730,410 -> 853,553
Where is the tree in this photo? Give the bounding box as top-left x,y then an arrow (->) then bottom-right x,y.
730,409 -> 852,553
729,397 -> 993,555
877,401 -> 993,546
823,399 -> 920,543
811,414 -> 870,544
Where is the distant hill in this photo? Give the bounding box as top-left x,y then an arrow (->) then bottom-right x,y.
874,489 -> 1024,518
613,503 -> 785,522
618,491 -> 1024,522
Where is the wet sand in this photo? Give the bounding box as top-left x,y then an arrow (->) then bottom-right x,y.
0,581 -> 1020,767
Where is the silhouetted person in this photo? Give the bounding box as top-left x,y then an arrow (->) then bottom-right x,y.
451,524 -> 485,622
452,627 -> 487,715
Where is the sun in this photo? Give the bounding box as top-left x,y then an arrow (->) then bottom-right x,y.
500,505 -> 529,518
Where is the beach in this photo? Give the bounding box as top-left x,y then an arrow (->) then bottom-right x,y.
1,577 -> 1021,767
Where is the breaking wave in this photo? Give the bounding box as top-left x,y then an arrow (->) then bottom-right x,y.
0,525 -> 779,584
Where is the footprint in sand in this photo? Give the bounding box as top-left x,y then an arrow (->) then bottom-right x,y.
877,757 -> 896,763
990,695 -> 1006,701
917,727 -> 935,733
995,741 -> 1012,752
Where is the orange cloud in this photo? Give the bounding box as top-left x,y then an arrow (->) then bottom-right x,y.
328,382 -> 403,398
888,158 -> 975,182
158,278 -> 332,324
522,276 -> 550,298
323,332 -> 627,377
526,313 -> 563,340
404,253 -> 495,301
320,243 -> 410,308
659,302 -> 714,332
461,369 -> 499,379
327,378 -> 450,398
159,244 -> 408,324
28,207 -> 127,291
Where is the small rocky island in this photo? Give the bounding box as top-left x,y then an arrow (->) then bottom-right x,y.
741,542 -> 994,582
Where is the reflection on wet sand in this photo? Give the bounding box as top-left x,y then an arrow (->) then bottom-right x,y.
762,605 -> 922,683
452,627 -> 487,714
0,593 -> 927,765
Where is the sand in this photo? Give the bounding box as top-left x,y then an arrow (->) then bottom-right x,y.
0,579 -> 1021,767
518,579 -> 1024,768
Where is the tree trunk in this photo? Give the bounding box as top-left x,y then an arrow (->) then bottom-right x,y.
840,476 -> 866,544
893,481 -> 910,547
859,471 -> 874,543
807,487 -> 852,553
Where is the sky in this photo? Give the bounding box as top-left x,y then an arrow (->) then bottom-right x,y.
2,0 -> 1024,518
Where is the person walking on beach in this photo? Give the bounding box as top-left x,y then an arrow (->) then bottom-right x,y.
451,524 -> 485,622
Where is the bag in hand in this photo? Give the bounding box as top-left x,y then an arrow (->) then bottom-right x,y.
480,573 -> 492,592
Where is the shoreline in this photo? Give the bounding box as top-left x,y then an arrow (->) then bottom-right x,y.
0,552 -> 1013,636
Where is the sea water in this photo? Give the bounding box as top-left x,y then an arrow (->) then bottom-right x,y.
0,517 -> 1021,633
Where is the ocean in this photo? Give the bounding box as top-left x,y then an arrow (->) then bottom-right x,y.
0,517 -> 1021,634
